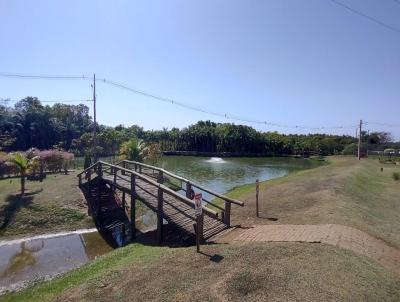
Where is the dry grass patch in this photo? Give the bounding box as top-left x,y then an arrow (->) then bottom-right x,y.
8,242 -> 397,302
227,156 -> 400,248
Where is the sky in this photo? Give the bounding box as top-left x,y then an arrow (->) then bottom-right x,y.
0,0 -> 399,139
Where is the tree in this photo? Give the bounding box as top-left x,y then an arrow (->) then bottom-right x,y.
7,152 -> 38,196
119,138 -> 146,162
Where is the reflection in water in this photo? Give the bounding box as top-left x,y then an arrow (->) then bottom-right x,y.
0,241 -> 44,279
80,232 -> 114,261
0,231 -> 113,294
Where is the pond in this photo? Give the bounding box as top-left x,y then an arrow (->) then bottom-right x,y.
158,156 -> 322,194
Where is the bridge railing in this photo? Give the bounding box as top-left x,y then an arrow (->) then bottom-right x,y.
77,161 -> 218,219
118,160 -> 244,226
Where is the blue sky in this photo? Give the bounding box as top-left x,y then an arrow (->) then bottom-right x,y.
0,0 -> 399,139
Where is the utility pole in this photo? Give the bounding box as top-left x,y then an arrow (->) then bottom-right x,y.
358,119 -> 362,160
93,73 -> 97,162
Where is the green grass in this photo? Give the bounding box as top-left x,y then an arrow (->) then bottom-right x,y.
3,242 -> 399,302
0,172 -> 93,239
1,243 -> 170,302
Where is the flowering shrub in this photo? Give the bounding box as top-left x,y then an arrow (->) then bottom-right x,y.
39,149 -> 74,173
0,149 -> 75,178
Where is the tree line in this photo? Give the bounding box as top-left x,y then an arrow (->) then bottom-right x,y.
1,97 -> 397,157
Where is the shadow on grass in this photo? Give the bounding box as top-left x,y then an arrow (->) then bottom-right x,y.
0,189 -> 43,230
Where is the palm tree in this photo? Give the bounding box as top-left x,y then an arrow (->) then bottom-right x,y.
119,138 -> 144,162
7,152 -> 37,196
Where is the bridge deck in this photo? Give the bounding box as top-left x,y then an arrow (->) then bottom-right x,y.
102,172 -> 227,240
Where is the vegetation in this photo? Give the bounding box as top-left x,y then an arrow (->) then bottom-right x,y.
393,172 -> 400,181
118,138 -> 145,161
0,97 -> 382,157
0,149 -> 75,179
6,153 -> 35,196
0,172 -> 92,238
3,242 -> 399,302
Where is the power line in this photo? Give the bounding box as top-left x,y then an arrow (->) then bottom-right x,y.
100,78 -> 357,130
364,121 -> 400,128
330,0 -> 400,34
2,98 -> 92,103
0,73 -> 92,80
0,72 -> 360,130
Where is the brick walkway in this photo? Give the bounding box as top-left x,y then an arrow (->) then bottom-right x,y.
231,224 -> 400,274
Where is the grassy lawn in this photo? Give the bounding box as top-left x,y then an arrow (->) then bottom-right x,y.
0,172 -> 93,239
226,156 -> 400,248
2,242 -> 399,302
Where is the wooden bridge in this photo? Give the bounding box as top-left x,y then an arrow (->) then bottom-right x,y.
77,160 -> 244,245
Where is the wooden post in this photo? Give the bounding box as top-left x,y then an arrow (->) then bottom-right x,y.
122,161 -> 125,175
139,165 -> 142,174
157,186 -> 163,244
113,166 -> 117,191
186,182 -> 192,199
122,191 -> 126,211
130,173 -> 136,240
256,179 -> 259,218
198,213 -> 204,243
97,162 -> 103,178
97,173 -> 101,217
88,170 -> 92,197
157,170 -> 164,184
134,163 -> 137,172
224,201 -> 231,227
195,222 -> 200,253
78,174 -> 82,186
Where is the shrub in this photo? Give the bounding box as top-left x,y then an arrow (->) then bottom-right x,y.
39,149 -> 74,173
393,172 -> 400,181
342,143 -> 357,155
39,150 -> 63,172
61,151 -> 74,174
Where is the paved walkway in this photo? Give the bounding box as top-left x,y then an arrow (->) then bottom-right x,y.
230,224 -> 400,274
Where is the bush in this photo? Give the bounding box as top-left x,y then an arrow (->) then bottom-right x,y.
393,172 -> 400,181
61,151 -> 74,174
342,143 -> 358,155
39,149 -> 75,173
39,150 -> 63,172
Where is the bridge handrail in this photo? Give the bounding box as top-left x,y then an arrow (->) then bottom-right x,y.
77,161 -> 99,176
120,160 -> 244,207
82,161 -> 218,218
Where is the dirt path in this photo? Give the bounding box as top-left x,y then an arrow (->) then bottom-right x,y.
221,224 -> 400,274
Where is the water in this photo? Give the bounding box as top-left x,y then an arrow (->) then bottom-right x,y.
0,231 -> 113,294
159,156 -> 320,195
